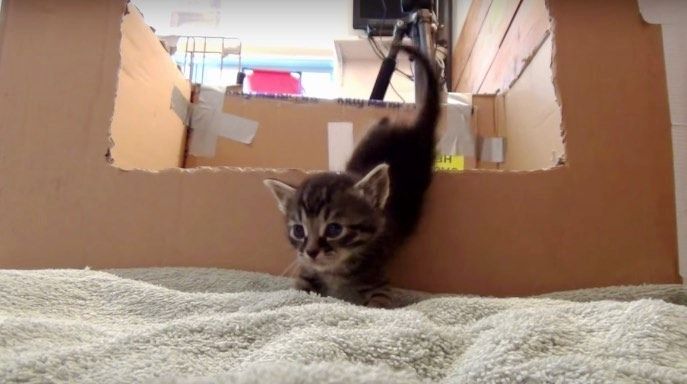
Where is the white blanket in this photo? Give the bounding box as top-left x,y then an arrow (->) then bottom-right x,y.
0,268 -> 685,383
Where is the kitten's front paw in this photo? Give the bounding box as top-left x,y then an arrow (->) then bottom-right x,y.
294,279 -> 313,293
366,294 -> 392,309
294,276 -> 322,295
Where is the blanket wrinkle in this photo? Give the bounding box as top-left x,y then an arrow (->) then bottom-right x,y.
0,268 -> 685,384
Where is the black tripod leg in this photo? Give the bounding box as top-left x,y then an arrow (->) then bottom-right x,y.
369,23 -> 407,101
370,57 -> 397,101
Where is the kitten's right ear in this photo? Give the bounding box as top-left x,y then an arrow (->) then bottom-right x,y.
354,163 -> 390,209
263,179 -> 296,214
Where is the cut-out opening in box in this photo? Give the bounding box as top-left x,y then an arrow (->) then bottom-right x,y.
108,3 -> 564,173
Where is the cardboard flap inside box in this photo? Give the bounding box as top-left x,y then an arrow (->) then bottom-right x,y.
185,90 -> 478,172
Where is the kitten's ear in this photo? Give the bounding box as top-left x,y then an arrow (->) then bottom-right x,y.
354,163 -> 390,209
263,179 -> 296,214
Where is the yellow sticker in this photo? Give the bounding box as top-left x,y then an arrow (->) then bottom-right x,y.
434,155 -> 464,171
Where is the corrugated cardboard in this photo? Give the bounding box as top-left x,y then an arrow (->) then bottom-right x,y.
0,0 -> 680,296
479,0 -> 550,94
451,0 -> 492,91
454,0 -> 522,93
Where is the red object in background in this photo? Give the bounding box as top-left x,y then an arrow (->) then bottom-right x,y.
246,69 -> 303,95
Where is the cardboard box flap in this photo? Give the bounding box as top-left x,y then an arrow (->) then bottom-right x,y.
186,92 -> 477,171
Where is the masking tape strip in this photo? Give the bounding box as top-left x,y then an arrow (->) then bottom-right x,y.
170,86 -> 190,125
188,86 -> 259,157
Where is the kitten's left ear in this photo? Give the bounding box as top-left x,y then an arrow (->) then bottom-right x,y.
354,163 -> 390,209
263,179 -> 296,214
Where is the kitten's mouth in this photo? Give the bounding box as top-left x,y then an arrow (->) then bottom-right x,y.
300,252 -> 338,269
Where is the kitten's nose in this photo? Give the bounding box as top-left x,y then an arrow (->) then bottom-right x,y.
305,248 -> 319,259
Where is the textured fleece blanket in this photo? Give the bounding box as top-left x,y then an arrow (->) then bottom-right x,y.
0,268 -> 686,384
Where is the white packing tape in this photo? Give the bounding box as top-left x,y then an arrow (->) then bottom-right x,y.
327,122 -> 354,172
188,86 -> 259,157
480,137 -> 506,163
170,86 -> 190,125
437,102 -> 475,157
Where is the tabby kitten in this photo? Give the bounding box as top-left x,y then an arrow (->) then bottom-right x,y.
264,45 -> 440,308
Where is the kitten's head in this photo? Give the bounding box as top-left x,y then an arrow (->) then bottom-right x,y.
263,164 -> 390,271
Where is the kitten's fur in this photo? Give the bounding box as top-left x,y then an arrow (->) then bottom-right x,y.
264,45 -> 439,308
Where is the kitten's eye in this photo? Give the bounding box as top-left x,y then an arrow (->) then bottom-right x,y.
291,224 -> 306,240
324,223 -> 343,239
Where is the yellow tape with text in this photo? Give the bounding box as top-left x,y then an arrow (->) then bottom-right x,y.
434,155 -> 464,171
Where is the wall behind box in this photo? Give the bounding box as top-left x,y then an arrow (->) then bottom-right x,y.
637,0 -> 687,281
0,0 -> 680,296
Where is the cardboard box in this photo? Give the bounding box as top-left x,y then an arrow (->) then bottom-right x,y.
0,0 -> 681,296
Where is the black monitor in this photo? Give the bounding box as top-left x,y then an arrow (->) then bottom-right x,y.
352,0 -> 407,36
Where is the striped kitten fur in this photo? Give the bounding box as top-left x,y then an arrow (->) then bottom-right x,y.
264,45 -> 440,308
